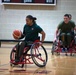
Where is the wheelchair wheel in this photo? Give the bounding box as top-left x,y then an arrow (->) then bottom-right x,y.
10,47 -> 16,61
31,42 -> 48,67
10,45 -> 24,68
51,44 -> 55,55
51,41 -> 60,55
51,43 -> 57,55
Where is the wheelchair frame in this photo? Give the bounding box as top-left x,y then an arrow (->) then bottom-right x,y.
51,33 -> 76,56
10,40 -> 48,68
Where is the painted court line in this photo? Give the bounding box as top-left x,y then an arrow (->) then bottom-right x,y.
0,71 -> 9,75
0,63 -> 9,67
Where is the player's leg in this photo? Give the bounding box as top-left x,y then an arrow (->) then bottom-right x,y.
18,42 -> 26,59
15,41 -> 27,62
66,33 -> 72,47
59,33 -> 69,55
15,43 -> 20,62
59,33 -> 66,47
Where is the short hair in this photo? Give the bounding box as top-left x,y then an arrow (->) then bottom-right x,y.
64,14 -> 69,18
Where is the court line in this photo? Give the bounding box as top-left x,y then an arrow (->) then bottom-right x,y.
0,50 -> 50,67
0,63 -> 9,75
0,71 -> 9,75
0,63 -> 9,67
1,45 -> 76,74
0,51 -> 54,67
0,54 -> 75,75
0,50 -> 74,67
1,48 -> 75,72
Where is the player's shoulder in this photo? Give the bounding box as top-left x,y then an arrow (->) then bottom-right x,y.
58,21 -> 64,26
34,24 -> 40,28
24,24 -> 28,28
60,21 -> 64,24
69,20 -> 75,24
34,24 -> 43,31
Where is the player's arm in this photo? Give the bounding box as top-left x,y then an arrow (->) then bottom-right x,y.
19,34 -> 25,39
70,21 -> 76,31
37,26 -> 46,42
56,23 -> 61,36
56,29 -> 59,36
40,31 -> 46,43
73,22 -> 76,30
19,26 -> 26,39
55,22 -> 63,39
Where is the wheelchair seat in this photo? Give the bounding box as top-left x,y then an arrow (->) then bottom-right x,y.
26,41 -> 33,46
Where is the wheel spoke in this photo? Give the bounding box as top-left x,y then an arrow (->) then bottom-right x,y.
31,43 -> 48,67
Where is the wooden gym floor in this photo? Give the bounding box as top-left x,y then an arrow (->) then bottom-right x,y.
0,42 -> 76,75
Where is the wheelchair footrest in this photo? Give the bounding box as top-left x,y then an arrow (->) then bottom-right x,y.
24,62 -> 33,64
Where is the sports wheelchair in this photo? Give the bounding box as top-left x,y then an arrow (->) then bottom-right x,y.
10,40 -> 48,68
51,30 -> 76,56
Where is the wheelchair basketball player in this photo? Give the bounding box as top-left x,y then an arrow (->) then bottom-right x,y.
56,14 -> 75,52
14,15 -> 45,62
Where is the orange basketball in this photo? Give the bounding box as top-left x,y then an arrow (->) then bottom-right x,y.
13,30 -> 22,39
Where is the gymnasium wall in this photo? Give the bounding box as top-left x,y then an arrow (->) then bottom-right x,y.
0,0 -> 76,41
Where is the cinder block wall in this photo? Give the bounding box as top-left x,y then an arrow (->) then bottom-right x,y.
0,0 -> 76,41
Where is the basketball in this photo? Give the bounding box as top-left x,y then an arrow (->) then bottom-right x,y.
13,30 -> 22,39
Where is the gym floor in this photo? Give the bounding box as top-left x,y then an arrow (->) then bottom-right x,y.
0,42 -> 76,75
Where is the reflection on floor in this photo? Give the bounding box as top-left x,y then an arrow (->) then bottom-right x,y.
0,43 -> 76,75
